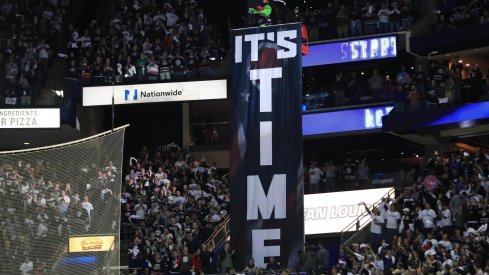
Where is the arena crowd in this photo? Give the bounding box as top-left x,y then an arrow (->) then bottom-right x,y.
65,0 -> 225,89
303,61 -> 487,111
122,143 -> 231,274
0,156 -> 120,274
335,150 -> 489,275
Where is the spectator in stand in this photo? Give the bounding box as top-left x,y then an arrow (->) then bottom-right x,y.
449,63 -> 463,103
317,244 -> 330,273
407,85 -> 421,111
146,57 -> 159,81
158,50 -> 172,81
385,205 -> 401,243
308,161 -> 323,194
368,69 -> 385,101
350,2 -> 364,36
266,256 -> 282,272
347,71 -> 361,104
414,64 -> 428,100
469,64 -> 483,99
336,5 -> 350,38
103,58 -> 114,84
377,3 -> 392,33
390,1 -> 402,32
343,158 -> 358,189
219,242 -> 234,273
186,49 -> 198,80
418,202 -> 437,234
333,72 -> 346,107
363,202 -> 384,249
18,76 -> 31,106
19,257 -> 33,275
243,258 -> 259,275
393,84 -> 407,114
357,159 -> 370,188
136,52 -> 148,82
396,66 -> 410,86
175,247 -> 193,275
171,50 -> 186,80
324,161 -> 337,193
426,79 -> 440,109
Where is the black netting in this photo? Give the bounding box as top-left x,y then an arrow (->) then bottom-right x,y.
0,127 -> 125,275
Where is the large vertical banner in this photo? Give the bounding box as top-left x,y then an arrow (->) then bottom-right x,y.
230,23 -> 304,270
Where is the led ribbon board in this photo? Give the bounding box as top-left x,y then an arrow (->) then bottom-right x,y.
303,35 -> 397,67
302,105 -> 394,136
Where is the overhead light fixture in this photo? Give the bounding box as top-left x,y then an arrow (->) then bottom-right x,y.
52,90 -> 64,97
458,59 -> 463,63
24,142 -> 30,145
466,63 -> 470,67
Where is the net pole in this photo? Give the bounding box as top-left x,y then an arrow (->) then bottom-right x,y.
111,88 -> 115,132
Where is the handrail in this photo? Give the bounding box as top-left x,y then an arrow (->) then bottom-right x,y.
203,215 -> 230,249
339,187 -> 396,245
47,242 -> 67,272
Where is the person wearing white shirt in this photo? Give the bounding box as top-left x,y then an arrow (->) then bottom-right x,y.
37,220 -> 48,237
385,205 -> 401,243
418,203 -> 437,232
60,190 -> 70,205
363,203 -> 384,249
130,199 -> 147,222
373,254 -> 384,275
422,232 -> 438,248
174,191 -> 186,209
19,257 -> 33,275
308,161 -> 323,194
438,234 -> 453,251
82,196 -> 94,220
440,204 -> 453,232
165,10 -> 178,28
189,185 -> 207,200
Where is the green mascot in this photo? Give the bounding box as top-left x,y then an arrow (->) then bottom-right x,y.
249,0 -> 272,27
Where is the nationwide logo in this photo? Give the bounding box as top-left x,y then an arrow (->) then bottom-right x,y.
124,89 -> 183,101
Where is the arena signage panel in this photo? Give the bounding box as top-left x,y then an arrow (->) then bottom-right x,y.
302,105 -> 394,136
69,236 -> 115,253
303,35 -> 397,67
82,79 -> 227,106
0,108 -> 60,128
230,23 -> 304,269
304,188 -> 395,235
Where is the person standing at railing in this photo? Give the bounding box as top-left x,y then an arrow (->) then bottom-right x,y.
385,204 -> 401,244
363,202 -> 384,250
219,242 -> 235,274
